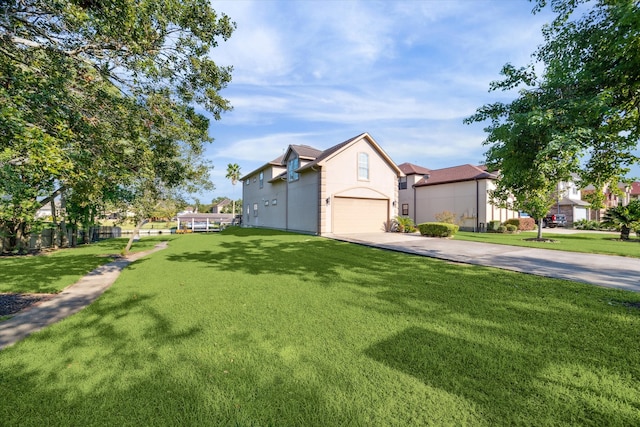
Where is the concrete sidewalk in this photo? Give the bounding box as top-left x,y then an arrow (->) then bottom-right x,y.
0,242 -> 168,350
327,233 -> 640,293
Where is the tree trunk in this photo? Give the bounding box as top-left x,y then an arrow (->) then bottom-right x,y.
50,198 -> 58,248
59,193 -> 69,248
621,225 -> 630,240
123,218 -> 147,255
537,219 -> 543,239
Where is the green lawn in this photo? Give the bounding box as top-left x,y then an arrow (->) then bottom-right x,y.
1,228 -> 639,425
0,237 -> 171,294
455,230 -> 640,258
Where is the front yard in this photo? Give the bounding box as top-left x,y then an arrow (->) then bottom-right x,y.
455,230 -> 640,258
1,228 -> 639,425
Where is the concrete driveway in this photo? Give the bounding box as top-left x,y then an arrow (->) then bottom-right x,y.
326,232 -> 640,293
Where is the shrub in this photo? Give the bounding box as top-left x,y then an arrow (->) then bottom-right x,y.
417,222 -> 459,237
486,220 -> 502,232
394,216 -> 416,233
574,219 -> 600,230
504,218 -> 519,227
434,211 -> 457,224
505,224 -> 518,233
497,225 -> 507,233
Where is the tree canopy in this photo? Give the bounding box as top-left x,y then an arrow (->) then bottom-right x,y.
0,0 -> 235,251
466,0 -> 639,228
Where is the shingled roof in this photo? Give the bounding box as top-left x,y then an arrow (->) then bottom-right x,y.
288,144 -> 323,160
240,154 -> 286,181
397,162 -> 431,176
414,164 -> 498,187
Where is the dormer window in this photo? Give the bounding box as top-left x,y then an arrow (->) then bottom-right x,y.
288,156 -> 299,181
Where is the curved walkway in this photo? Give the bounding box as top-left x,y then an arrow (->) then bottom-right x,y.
327,233 -> 640,293
0,242 -> 168,350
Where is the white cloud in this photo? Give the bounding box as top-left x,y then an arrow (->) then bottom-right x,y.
199,0 -> 563,202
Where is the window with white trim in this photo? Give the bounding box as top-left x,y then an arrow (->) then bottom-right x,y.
358,152 -> 369,180
259,171 -> 264,188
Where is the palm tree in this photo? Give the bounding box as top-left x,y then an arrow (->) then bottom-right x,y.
602,200 -> 640,240
225,163 -> 241,217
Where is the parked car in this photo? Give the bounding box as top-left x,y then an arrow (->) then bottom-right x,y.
542,213 -> 567,228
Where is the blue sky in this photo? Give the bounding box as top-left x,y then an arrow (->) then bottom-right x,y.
196,0 -> 559,203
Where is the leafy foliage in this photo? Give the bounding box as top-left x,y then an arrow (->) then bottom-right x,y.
0,0 -> 235,251
417,222 -> 459,237
225,163 -> 242,216
434,211 -> 457,224
465,0 -> 640,240
394,216 -> 416,233
602,200 -> 640,240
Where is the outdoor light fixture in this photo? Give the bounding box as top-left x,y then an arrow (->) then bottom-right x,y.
326,197 -> 330,205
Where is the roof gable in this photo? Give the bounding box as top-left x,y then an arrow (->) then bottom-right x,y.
283,144 -> 323,163
299,132 -> 402,175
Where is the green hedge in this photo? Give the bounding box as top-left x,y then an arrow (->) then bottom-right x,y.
487,220 -> 502,232
417,222 -> 459,237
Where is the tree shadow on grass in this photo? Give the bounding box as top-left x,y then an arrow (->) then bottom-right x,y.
365,326 -> 640,425
165,233 -> 386,283
0,238 -> 171,294
0,285 -> 367,426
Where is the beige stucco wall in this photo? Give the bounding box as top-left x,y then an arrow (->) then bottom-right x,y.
414,179 -> 519,230
321,137 -> 398,234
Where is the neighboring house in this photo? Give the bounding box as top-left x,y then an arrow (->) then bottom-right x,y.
241,133 -> 402,235
397,163 -> 431,220
211,198 -> 231,213
582,181 -> 640,220
35,201 -> 62,219
549,177 -> 590,225
399,163 -> 520,231
629,182 -> 640,201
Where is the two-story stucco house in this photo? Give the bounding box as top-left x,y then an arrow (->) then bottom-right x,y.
398,162 -> 521,231
241,133 -> 402,235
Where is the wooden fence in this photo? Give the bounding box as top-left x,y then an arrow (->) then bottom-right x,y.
0,226 -> 122,253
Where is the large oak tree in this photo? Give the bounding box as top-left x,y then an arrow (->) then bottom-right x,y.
467,0 -> 639,233
0,0 -> 234,251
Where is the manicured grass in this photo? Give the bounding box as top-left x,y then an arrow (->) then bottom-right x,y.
455,230 -> 640,258
1,228 -> 639,425
0,237 -> 172,294
100,221 -> 177,230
